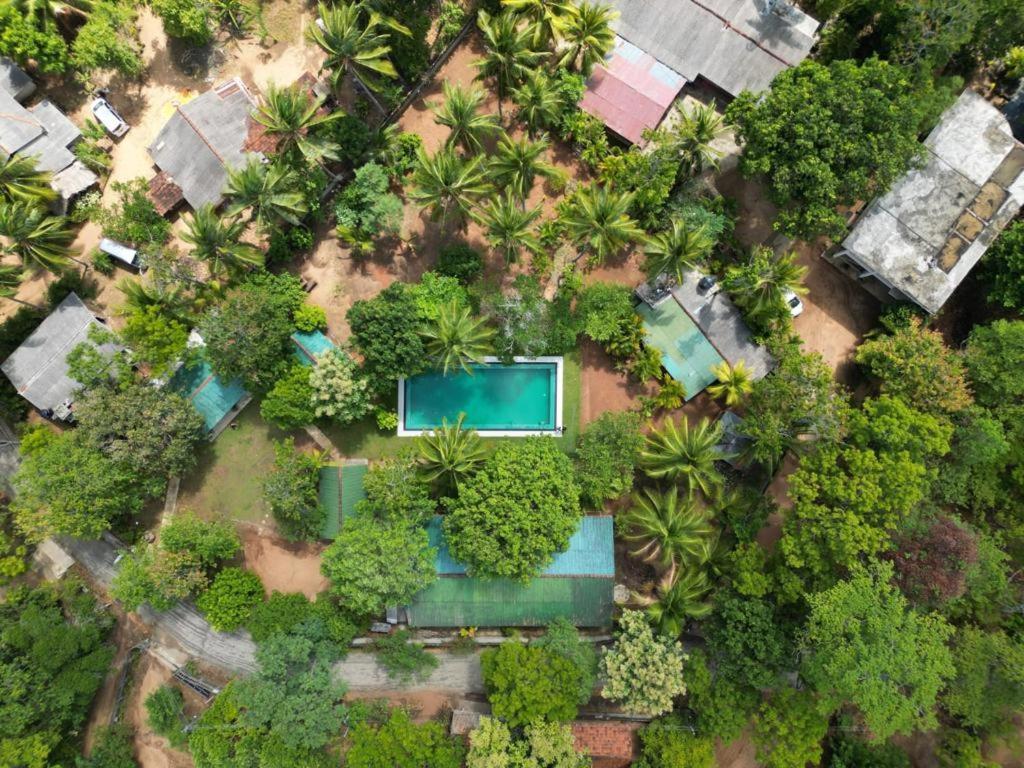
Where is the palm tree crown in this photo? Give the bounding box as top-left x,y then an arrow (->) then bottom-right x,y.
409,147 -> 490,231
0,201 -> 73,273
558,1 -> 617,75
560,184 -> 645,263
475,10 -> 548,116
307,2 -> 398,90
707,360 -> 754,407
475,190 -> 543,264
641,416 -> 727,498
645,568 -> 714,636
669,101 -> 726,176
419,300 -> 496,375
432,81 -> 500,154
224,158 -> 308,229
510,71 -> 563,136
726,246 -> 808,321
415,412 -> 487,491
252,84 -> 341,163
501,0 -> 575,48
0,152 -> 56,204
182,205 -> 264,279
643,219 -> 713,283
490,133 -> 563,201
620,486 -> 717,575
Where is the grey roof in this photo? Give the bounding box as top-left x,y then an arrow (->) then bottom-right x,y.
606,0 -> 819,96
0,57 -> 35,102
839,90 -> 1024,314
148,78 -> 260,210
51,160 -> 98,201
1,293 -> 122,413
715,410 -> 750,469
672,272 -> 775,379
0,89 -> 44,155
0,90 -> 83,178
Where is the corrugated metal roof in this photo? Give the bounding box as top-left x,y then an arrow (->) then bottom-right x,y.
0,89 -> 44,155
637,298 -> 723,399
291,330 -> 336,366
340,463 -> 368,522
427,515 -> 615,577
0,57 -> 35,102
168,358 -> 247,433
318,465 -> 341,540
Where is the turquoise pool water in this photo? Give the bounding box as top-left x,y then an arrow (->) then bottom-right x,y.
402,361 -> 558,432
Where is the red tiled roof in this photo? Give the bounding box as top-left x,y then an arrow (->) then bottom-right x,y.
572,721 -> 639,768
147,170 -> 184,216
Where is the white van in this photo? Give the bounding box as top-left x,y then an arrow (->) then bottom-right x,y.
91,97 -> 129,137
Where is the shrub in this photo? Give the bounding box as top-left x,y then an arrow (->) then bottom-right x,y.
309,348 -> 374,424
263,438 -> 322,541
375,408 -> 398,431
407,271 -> 468,320
433,0 -> 466,54
532,617 -> 598,705
380,131 -> 422,178
247,591 -> 312,642
260,364 -> 316,430
437,240 -> 484,283
293,304 -> 327,333
196,567 -> 265,632
481,641 -> 582,726
152,0 -> 213,44
574,411 -> 643,508
374,629 -> 439,685
96,178 -> 171,247
601,610 -> 687,716
145,684 -> 187,748
89,249 -> 114,275
347,708 -> 464,768
334,162 -> 403,248
79,724 -> 138,768
636,717 -> 715,768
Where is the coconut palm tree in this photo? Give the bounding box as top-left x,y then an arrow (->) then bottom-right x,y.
510,71 -> 562,137
670,101 -> 727,176
307,1 -> 399,110
0,265 -> 41,308
643,219 -> 713,283
409,147 -> 490,232
707,360 -> 754,407
432,81 -> 500,154
502,0 -> 575,48
182,205 -> 264,279
560,184 -> 644,264
0,201 -> 73,273
252,84 -> 341,163
415,412 -> 487,492
419,300 -> 496,375
557,1 -> 617,75
475,9 -> 548,120
725,247 -> 808,321
224,158 -> 308,230
117,278 -> 194,325
490,133 -> 563,201
641,416 -> 727,498
475,190 -> 542,264
644,568 -> 714,636
0,153 -> 56,204
620,485 -> 716,576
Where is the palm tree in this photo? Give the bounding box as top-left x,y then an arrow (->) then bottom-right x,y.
224,158 -> 308,230
510,71 -> 562,137
409,147 -> 490,231
560,184 -> 645,264
502,0 -> 575,48
620,486 -> 716,576
307,1 -> 398,111
0,265 -> 42,308
475,190 -> 542,264
726,247 -> 808,321
670,101 -> 727,176
707,360 -> 754,407
490,133 -> 563,201
415,412 -> 487,491
182,205 -> 264,279
252,84 -> 341,163
0,201 -> 73,273
11,0 -> 91,30
117,278 -> 194,325
419,300 -> 496,375
475,10 -> 548,120
432,81 -> 500,154
643,219 -> 713,283
644,568 -> 713,636
557,1 -> 617,75
0,153 -> 56,204
641,416 -> 727,498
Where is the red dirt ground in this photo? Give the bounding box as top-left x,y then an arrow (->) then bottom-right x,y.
240,525 -> 329,599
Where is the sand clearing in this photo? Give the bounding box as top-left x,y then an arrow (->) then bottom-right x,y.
241,525 -> 329,599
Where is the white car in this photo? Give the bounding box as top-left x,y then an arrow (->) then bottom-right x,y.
783,289 -> 804,317
91,97 -> 129,137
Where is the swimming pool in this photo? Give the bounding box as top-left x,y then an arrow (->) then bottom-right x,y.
398,356 -> 563,436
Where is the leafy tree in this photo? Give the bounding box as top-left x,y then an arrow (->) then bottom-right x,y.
801,562 -> 954,741
475,9 -> 548,119
409,146 -> 490,231
601,610 -> 687,716
415,412 -> 487,493
752,688 -> 831,768
963,319 -> 1024,408
726,58 -> 932,238
419,300 -> 495,374
335,163 -> 403,250
443,438 -> 581,580
307,1 -> 398,95
684,648 -> 760,743
188,682 -> 267,768
145,684 -> 187,748
77,724 -> 140,768
943,626 -> 1024,735
574,410 -> 643,508
532,617 -> 598,706
245,591 -> 312,641
225,158 -> 307,230
407,270 -> 469,320
481,641 -> 583,725
346,708 -> 464,768
0,152 -> 55,205
620,486 -> 716,575
71,0 -> 142,81
321,513 -> 435,616
476,190 -> 543,264
182,205 -> 264,279
560,183 -> 644,263
252,83 -> 341,163
197,567 -> 265,632
886,516 -> 978,607
706,593 -> 789,690
643,219 -> 713,283
575,282 -> 636,347
0,581 -> 114,768
437,240 -> 484,283
828,734 -> 911,768
95,178 -> 171,247
597,145 -> 679,230
485,274 -> 578,359
0,5 -> 68,74
309,348 -> 373,424
12,429 -> 141,541
640,417 -> 726,498
120,305 -> 189,377
490,133 -> 563,199
348,282 -> 427,392
198,271 -> 304,391
374,628 -> 439,684
0,200 -> 73,274
433,81 -> 500,153
358,455 -> 436,524
557,1 -> 616,75
161,512 -> 240,565
933,407 -> 1012,512
467,717 -> 587,768
152,0 -> 212,43
636,717 -> 715,768
74,382 -> 206,496
263,438 -> 323,541
261,364 -> 316,429
984,220 -> 1024,310
936,728 -> 996,768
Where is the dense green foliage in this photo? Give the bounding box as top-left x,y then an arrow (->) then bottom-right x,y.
481,641 -> 585,726
373,629 -> 439,685
261,364 -> 316,429
196,567 -> 265,632
346,709 -> 464,768
145,684 -> 187,748
600,610 -> 687,716
574,410 -> 643,508
466,717 -> 587,768
263,439 -> 323,541
347,282 -> 426,393
636,717 -> 715,768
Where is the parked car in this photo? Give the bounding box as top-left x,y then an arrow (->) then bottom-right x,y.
783,289 -> 804,317
99,238 -> 140,270
91,97 -> 129,137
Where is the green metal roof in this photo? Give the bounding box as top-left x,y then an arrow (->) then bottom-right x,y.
340,463 -> 368,522
406,576 -> 614,628
637,298 -> 723,401
318,466 -> 341,540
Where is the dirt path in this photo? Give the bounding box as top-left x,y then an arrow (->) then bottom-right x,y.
83,612 -> 149,752
240,525 -> 328,599
125,656 -> 196,768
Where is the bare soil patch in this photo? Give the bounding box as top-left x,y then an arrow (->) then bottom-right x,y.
124,656 -> 197,768
344,691 -> 457,723
715,730 -> 760,768
240,525 -> 329,599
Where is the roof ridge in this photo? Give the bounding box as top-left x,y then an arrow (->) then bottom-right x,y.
684,0 -> 794,68
173,103 -> 226,166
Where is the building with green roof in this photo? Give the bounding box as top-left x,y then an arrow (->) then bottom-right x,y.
318,461 -> 368,540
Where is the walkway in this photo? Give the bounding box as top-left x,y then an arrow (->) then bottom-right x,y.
60,536 -> 484,691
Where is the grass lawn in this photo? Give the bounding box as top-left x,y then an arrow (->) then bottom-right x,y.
321,350 -> 583,460
177,405 -> 304,525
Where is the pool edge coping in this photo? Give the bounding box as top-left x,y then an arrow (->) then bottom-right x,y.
396,355 -> 565,437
